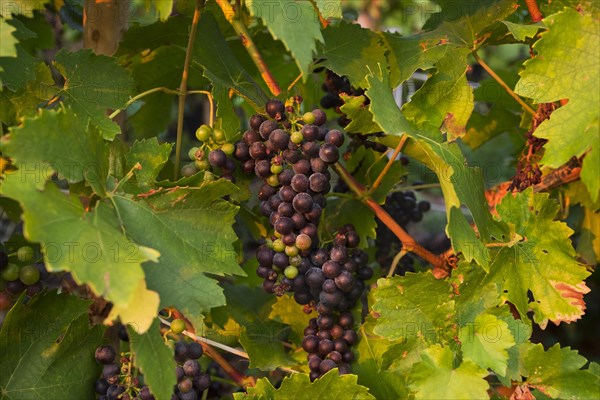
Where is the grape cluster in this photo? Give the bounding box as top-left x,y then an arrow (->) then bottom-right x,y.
182,124 -> 237,182
93,341 -> 210,400
320,70 -> 366,127
0,247 -> 48,310
375,191 -> 431,273
235,100 -> 372,379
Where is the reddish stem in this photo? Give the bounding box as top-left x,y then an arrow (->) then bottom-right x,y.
525,0 -> 543,23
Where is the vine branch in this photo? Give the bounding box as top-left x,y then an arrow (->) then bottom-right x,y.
472,51 -> 537,117
215,0 -> 282,96
174,2 -> 203,180
333,163 -> 449,278
525,0 -> 543,23
370,134 -> 407,193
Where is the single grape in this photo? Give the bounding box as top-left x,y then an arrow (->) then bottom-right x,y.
291,131 -> 304,144
182,164 -> 198,177
221,143 -> 235,155
94,378 -> 110,394
266,99 -> 286,119
295,233 -> 312,250
319,143 -> 339,163
178,377 -> 193,393
102,363 -> 119,380
1,263 -> 19,281
95,346 -> 116,365
183,359 -> 200,377
284,265 -> 299,279
213,128 -> 226,143
208,149 -> 227,168
171,319 -> 186,334
106,384 -> 125,398
18,265 -> 40,285
325,130 -> 344,147
302,335 -> 320,353
195,125 -> 212,142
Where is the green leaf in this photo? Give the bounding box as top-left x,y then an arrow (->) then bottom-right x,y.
371,273 -> 455,343
0,291 -> 104,399
0,175 -> 160,332
128,318 -> 177,400
53,49 -> 136,140
0,45 -> 37,91
246,0 -> 323,79
353,319 -> 408,400
502,21 -> 543,41
269,294 -> 312,339
312,0 -> 342,19
1,62 -> 56,120
0,0 -> 46,18
2,108 -> 109,196
235,369 -> 375,400
521,344 -> 598,399
407,345 -> 490,400
339,94 -> 381,134
0,18 -> 18,57
484,188 -> 591,327
239,323 -> 296,371
464,105 -> 522,149
459,312 -> 515,375
110,183 -> 245,327
319,21 -> 387,88
126,138 -> 173,187
147,0 -> 173,21
447,208 -> 490,270
402,49 -> 474,140
193,13 -> 269,111
515,8 -> 600,201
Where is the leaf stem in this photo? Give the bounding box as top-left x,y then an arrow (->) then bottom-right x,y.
390,183 -> 441,192
524,0 -> 543,22
370,134 -> 407,193
187,90 -> 214,127
472,52 -> 537,117
174,2 -> 203,181
333,163 -> 449,277
215,0 -> 282,96
387,248 -> 408,277
109,87 -> 180,120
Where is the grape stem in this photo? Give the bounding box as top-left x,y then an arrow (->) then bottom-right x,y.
472,51 -> 537,117
174,1 -> 204,180
215,0 -> 282,96
387,248 -> 408,277
369,134 -> 408,193
525,0 -> 543,22
333,162 -> 450,278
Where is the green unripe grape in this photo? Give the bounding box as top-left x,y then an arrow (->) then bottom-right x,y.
273,230 -> 282,238
188,147 -> 199,160
17,246 -> 34,262
1,264 -> 19,281
221,143 -> 235,155
265,238 -> 274,249
272,239 -> 285,253
267,175 -> 280,187
302,112 -> 316,125
270,163 -> 283,174
285,245 -> 299,257
181,164 -> 198,177
289,255 -> 302,267
290,131 -> 304,144
195,125 -> 212,142
195,160 -> 210,171
171,318 -> 186,334
284,265 -> 298,279
19,265 -> 40,285
203,171 -> 216,182
213,128 -> 226,143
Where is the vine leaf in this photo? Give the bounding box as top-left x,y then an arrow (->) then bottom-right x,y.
0,18 -> 18,57
110,183 -> 245,328
311,0 -> 342,20
458,313 -> 515,376
339,94 -> 381,134
238,324 -> 296,371
502,21 -> 542,41
0,291 -> 104,399
0,174 -> 160,332
401,49 -> 474,140
484,188 -> 591,328
318,21 -> 388,88
246,0 -> 323,80
53,49 -> 136,140
515,8 -> 600,201
269,294 -> 312,340
128,319 -> 177,400
371,273 -> 455,343
407,344 -> 490,400
126,138 -> 173,187
1,108 -> 109,196
521,343 -> 599,399
193,13 -> 269,112
234,369 -> 375,399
